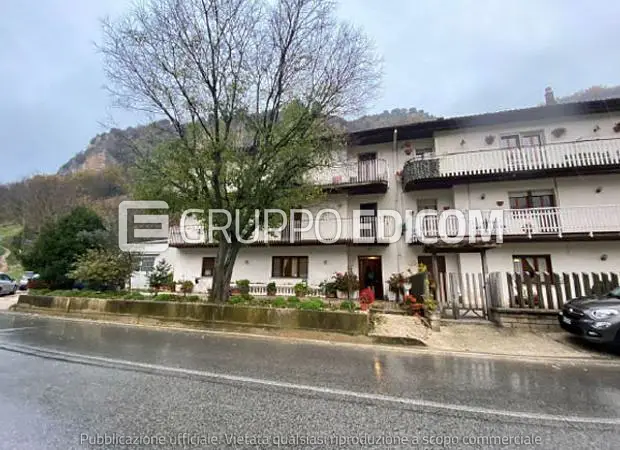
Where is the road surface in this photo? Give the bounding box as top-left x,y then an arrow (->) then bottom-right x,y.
0,312 -> 618,449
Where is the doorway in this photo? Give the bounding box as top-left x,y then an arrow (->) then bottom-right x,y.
358,256 -> 384,299
417,255 -> 447,302
358,152 -> 377,182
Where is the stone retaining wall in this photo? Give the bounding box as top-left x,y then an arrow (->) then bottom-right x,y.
15,295 -> 369,335
490,307 -> 561,331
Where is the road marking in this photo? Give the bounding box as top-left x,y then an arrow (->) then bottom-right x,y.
0,327 -> 38,333
1,342 -> 619,426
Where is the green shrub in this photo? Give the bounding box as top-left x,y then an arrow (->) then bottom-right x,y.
228,294 -> 253,305
298,298 -> 324,310
123,292 -> 146,300
236,279 -> 250,295
339,300 -> 356,312
294,281 -> 310,297
287,296 -> 300,306
270,297 -> 287,308
184,295 -> 201,302
266,282 -> 277,296
154,293 -> 173,301
179,280 -> 194,295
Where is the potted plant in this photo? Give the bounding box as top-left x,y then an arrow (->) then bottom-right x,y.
236,279 -> 250,295
359,287 -> 375,311
180,280 -> 194,296
266,282 -> 277,296
387,273 -> 406,302
319,280 -> 337,298
294,281 -> 310,298
333,271 -> 359,299
424,296 -> 440,331
403,294 -> 424,315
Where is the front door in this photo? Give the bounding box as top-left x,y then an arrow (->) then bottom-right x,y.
358,256 -> 384,299
417,255 -> 447,302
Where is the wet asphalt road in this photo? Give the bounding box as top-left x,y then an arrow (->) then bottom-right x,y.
0,313 -> 619,450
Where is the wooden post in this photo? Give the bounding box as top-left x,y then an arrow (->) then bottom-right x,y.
431,251 -> 440,301
480,249 -> 492,318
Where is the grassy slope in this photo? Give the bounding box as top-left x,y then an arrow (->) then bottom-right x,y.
0,224 -> 23,278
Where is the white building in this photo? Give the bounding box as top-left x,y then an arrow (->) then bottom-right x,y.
134,90 -> 620,303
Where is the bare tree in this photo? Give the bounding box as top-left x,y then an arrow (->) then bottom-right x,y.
100,0 -> 382,301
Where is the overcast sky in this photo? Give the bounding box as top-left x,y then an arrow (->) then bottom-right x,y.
1,0 -> 619,183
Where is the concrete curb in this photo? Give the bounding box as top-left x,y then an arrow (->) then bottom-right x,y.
4,309 -> 620,367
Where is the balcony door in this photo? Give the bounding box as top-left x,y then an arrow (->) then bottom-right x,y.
417,198 -> 438,237
501,132 -> 544,171
358,152 -> 377,183
509,190 -> 559,233
359,202 -> 377,239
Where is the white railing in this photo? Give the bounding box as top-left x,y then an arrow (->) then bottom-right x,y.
405,138 -> 620,180
246,284 -> 322,297
410,205 -> 620,241
308,158 -> 389,186
169,216 -> 398,246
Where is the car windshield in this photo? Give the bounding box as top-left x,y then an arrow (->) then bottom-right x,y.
608,287 -> 620,298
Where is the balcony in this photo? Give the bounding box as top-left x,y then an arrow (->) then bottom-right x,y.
408,205 -> 620,246
403,138 -> 620,190
169,216 -> 397,247
308,158 -> 389,194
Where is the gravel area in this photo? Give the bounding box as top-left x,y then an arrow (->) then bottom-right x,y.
369,313 -> 616,359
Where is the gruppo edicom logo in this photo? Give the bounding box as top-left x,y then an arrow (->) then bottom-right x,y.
119,201 -> 170,252
118,200 -> 505,251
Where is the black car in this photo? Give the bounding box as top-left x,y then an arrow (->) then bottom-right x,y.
559,287 -> 620,345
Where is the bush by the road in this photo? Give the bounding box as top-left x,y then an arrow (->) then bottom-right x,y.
20,207 -> 107,289
28,289 -> 201,302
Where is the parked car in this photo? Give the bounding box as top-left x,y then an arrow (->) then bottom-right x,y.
19,271 -> 39,290
558,287 -> 620,345
0,273 -> 18,295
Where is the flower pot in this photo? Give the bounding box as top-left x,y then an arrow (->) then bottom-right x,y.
428,310 -> 441,331
337,290 -> 348,299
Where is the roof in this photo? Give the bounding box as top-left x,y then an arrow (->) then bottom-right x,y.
348,97 -> 620,146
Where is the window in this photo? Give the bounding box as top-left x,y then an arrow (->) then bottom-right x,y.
133,255 -> 156,272
415,147 -> 434,157
509,190 -> 555,209
500,132 -> 543,149
271,256 -> 308,278
201,257 -> 215,277
513,255 -> 553,276
417,198 -> 438,211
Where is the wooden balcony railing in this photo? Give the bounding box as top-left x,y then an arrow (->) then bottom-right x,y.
308,158 -> 389,186
169,216 -> 398,247
403,138 -> 620,185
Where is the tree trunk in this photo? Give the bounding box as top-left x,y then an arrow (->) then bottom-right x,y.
210,240 -> 242,302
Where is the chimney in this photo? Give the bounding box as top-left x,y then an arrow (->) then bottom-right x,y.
545,87 -> 556,105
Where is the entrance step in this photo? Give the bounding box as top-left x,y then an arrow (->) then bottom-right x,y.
369,313 -> 431,345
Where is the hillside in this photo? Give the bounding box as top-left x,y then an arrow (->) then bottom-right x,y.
57,108 -> 436,175
557,85 -> 620,103
58,120 -> 176,175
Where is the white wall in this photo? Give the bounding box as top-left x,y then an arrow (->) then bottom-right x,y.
458,241 -> 620,274
434,112 -> 620,156
173,245 -> 349,293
